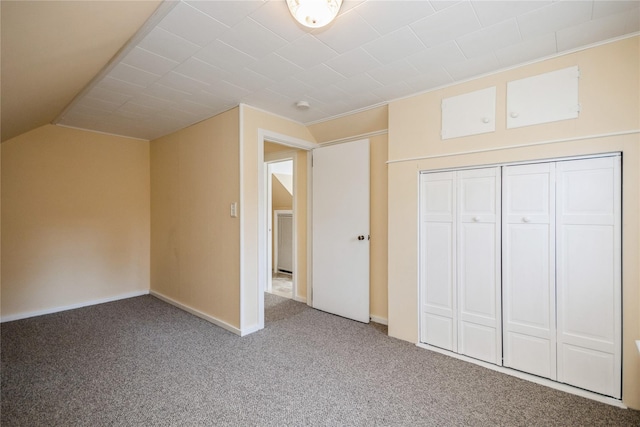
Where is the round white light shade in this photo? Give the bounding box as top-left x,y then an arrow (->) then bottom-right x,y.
286,0 -> 343,28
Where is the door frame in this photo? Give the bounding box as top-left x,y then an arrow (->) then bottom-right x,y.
257,129 -> 315,330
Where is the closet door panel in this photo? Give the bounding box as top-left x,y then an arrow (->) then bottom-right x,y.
420,172 -> 456,351
502,163 -> 555,379
556,156 -> 621,398
457,168 -> 501,364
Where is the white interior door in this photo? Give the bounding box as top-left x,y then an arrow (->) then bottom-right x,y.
420,171 -> 457,351
312,139 -> 370,323
556,156 -> 621,398
276,212 -> 293,273
502,163 -> 556,379
456,167 -> 501,364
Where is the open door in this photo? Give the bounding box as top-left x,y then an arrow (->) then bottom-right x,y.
312,139 -> 370,323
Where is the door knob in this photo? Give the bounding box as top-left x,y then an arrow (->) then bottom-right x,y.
523,217 -> 531,223
358,235 -> 365,240
472,216 -> 481,222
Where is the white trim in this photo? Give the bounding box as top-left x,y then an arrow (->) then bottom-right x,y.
257,128 -> 315,332
416,343 -> 626,408
1,290 -> 149,323
388,130 -> 639,165
370,315 -> 388,325
239,104 -> 246,332
307,151 -> 313,307
318,129 -> 388,147
150,290 -> 242,336
294,296 -> 308,304
259,128 -> 317,150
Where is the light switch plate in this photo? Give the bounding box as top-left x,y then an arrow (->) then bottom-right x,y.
230,202 -> 238,218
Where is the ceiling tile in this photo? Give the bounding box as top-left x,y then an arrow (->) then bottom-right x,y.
406,41 -> 466,72
495,33 -> 557,68
362,27 -> 425,64
557,10 -> 636,52
411,1 -> 481,47
194,40 -> 257,71
143,83 -> 191,102
129,93 -> 176,111
109,63 -> 161,88
173,57 -> 231,85
187,0 -> 264,27
456,19 -> 522,59
429,1 -> 461,12
593,0 -> 640,19
95,76 -> 145,96
517,1 -> 593,40
246,54 -> 304,82
172,99 -> 224,117
157,71 -> 211,94
291,64 -> 347,89
76,97 -> 122,113
371,81 -> 416,101
117,101 -> 161,117
218,18 -> 288,59
355,0 -> 436,35
224,68 -> 274,92
85,86 -> 132,106
443,53 -> 500,81
307,85 -> 350,104
249,1 -> 309,42
404,65 -> 453,91
334,73 -> 383,96
157,2 -> 228,47
138,27 -> 201,63
122,47 -> 179,76
204,80 -> 251,101
267,78 -> 314,100
313,10 -> 379,54
367,60 -> 421,86
471,1 -> 551,27
276,34 -> 338,69
325,48 -> 381,77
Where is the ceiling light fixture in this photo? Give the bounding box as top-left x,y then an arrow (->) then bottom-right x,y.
286,0 -> 343,28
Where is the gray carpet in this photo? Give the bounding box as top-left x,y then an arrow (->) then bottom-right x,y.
2,294 -> 639,426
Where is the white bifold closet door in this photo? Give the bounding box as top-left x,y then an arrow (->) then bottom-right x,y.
502,163 -> 556,379
420,167 -> 501,364
456,168 -> 502,364
556,156 -> 621,398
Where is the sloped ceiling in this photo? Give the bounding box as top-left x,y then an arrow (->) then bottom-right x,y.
2,1 -> 639,142
1,0 -> 162,142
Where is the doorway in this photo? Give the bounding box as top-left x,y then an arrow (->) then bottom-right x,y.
266,157 -> 294,299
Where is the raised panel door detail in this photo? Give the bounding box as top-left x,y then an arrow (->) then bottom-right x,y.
502,163 -> 556,379
556,156 -> 621,399
420,172 -> 456,351
456,167 -> 501,365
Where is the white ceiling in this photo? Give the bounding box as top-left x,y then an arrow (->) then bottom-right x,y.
55,0 -> 640,141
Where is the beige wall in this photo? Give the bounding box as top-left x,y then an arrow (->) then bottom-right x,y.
150,108 -> 241,329
308,106 -> 389,323
387,36 -> 640,408
1,125 -> 150,319
240,105 -> 316,332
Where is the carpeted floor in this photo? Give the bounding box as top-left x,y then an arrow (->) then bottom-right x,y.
2,294 -> 639,426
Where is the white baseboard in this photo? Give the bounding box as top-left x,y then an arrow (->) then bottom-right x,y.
370,315 -> 388,325
1,290 -> 149,323
416,342 -> 626,409
150,290 -> 241,336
